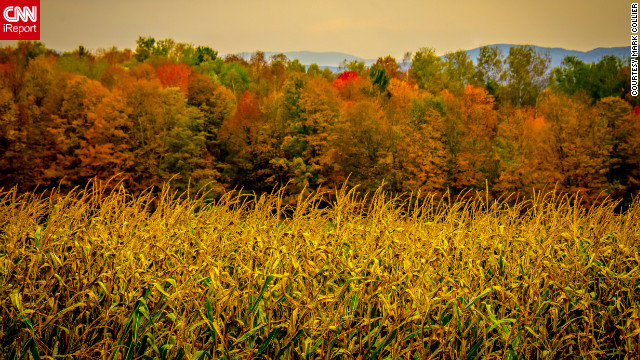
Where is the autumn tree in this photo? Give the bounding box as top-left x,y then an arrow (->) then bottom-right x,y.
99,66 -> 128,90
331,100 -> 389,191
333,71 -> 367,102
14,55 -> 58,187
156,62 -> 192,94
0,83 -> 19,187
0,39 -> 638,202
536,91 -> 612,202
96,46 -> 133,66
443,86 -> 499,192
402,89 -> 449,194
492,104 -> 555,194
270,53 -> 289,90
218,91 -> 274,190
596,97 -> 640,197
270,73 -> 315,190
374,56 -> 402,79
74,86 -> 132,183
187,73 -> 235,155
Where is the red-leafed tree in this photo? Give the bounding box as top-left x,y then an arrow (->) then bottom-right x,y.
156,62 -> 192,94
218,91 -> 274,188
332,71 -> 359,89
333,71 -> 369,102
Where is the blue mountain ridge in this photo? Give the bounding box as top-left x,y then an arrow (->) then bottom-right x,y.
232,45 -> 629,72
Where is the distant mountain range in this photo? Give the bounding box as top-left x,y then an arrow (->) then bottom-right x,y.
235,51 -> 374,72
462,44 -> 629,69
234,45 -> 629,72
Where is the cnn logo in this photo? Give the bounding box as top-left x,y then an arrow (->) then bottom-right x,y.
1,0 -> 40,40
3,6 -> 37,22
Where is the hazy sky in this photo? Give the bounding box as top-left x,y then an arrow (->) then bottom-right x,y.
2,0 -> 630,58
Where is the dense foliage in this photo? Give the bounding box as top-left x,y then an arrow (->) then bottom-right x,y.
1,39 -> 639,204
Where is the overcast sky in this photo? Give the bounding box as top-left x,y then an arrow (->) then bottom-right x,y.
1,0 -> 630,59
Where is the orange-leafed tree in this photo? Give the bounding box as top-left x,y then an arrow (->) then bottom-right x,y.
493,104 -> 560,194
444,85 -> 499,192
74,89 -> 132,183
42,74 -> 111,186
373,56 -> 402,80
298,77 -> 341,189
401,91 -> 449,195
536,91 -> 612,203
0,84 -> 20,188
330,99 -> 390,191
0,50 -> 82,190
596,97 -> 640,197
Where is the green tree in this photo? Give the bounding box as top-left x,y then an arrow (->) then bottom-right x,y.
154,38 -> 176,57
501,45 -> 550,106
306,63 -> 322,77
550,56 -> 589,96
409,47 -> 444,93
220,61 -> 250,95
339,59 -> 366,75
443,50 -> 477,93
369,63 -> 391,94
287,59 -> 306,73
476,46 -> 504,97
589,55 -> 625,101
187,73 -> 235,154
134,36 -> 155,62
195,45 -> 218,65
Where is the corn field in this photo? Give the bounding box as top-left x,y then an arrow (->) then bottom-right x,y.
1,181 -> 639,359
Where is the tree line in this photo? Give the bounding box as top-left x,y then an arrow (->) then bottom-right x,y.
0,38 -> 638,204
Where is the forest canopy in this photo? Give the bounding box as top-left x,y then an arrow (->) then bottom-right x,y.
0,38 -> 638,204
